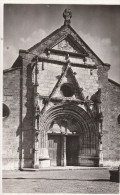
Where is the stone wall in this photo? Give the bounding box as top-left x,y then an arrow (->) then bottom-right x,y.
105,80 -> 120,166
3,56 -> 35,169
97,65 -> 110,165
97,64 -> 120,166
3,41 -> 120,169
3,68 -> 21,170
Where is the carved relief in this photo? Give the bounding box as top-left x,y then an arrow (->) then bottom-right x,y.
53,39 -> 77,53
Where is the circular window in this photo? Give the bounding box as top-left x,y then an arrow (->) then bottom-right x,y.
60,83 -> 74,97
3,104 -> 10,118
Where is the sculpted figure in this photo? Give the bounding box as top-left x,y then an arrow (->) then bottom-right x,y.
63,8 -> 72,25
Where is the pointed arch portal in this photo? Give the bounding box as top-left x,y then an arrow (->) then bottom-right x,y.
39,104 -> 99,167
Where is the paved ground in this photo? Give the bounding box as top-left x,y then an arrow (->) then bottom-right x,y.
2,168 -> 119,193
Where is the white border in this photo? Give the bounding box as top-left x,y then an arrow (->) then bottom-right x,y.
1,1 -> 120,194
1,0 -> 120,4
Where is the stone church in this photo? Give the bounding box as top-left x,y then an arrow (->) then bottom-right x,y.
3,9 -> 120,170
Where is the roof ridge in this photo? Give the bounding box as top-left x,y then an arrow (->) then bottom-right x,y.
108,78 -> 120,87
68,25 -> 105,65
28,25 -> 66,52
3,66 -> 21,73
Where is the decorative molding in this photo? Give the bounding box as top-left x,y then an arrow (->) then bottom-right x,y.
32,56 -> 97,69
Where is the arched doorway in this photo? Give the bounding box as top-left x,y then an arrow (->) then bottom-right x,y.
39,104 -> 99,167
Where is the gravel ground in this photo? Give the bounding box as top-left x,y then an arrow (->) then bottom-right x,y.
2,169 -> 119,193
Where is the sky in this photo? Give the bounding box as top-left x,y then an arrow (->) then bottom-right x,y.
4,4 -> 120,83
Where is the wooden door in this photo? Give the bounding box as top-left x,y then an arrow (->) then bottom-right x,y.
48,135 -> 61,166
66,136 -> 79,166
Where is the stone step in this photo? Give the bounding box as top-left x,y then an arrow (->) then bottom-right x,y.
20,166 -> 109,171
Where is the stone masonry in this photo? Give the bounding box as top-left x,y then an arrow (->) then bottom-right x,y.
3,9 -> 120,169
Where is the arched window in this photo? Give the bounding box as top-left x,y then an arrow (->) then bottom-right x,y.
3,104 -> 10,118
117,114 -> 120,124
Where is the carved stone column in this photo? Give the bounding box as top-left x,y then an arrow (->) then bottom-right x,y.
98,109 -> 103,167
61,134 -> 66,166
33,57 -> 40,169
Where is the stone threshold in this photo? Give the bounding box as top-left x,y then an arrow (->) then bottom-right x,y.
20,166 -> 109,171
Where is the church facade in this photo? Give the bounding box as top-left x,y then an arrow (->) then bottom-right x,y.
3,9 -> 120,170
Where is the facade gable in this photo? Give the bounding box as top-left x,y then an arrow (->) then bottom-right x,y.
27,25 -> 103,67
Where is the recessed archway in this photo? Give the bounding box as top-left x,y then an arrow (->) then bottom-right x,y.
39,104 -> 96,132
39,104 -> 99,166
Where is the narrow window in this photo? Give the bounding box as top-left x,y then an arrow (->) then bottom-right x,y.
117,114 -> 120,124
3,104 -> 10,118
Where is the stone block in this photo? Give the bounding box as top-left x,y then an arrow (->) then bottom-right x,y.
39,159 -> 50,168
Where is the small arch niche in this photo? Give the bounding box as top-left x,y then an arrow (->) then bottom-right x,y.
3,104 -> 10,118
60,83 -> 74,97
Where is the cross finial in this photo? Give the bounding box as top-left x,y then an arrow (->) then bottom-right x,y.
63,8 -> 72,26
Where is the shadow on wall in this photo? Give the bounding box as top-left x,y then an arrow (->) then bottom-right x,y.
16,64 -> 34,169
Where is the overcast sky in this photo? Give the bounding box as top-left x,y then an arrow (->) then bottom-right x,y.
4,4 -> 120,83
